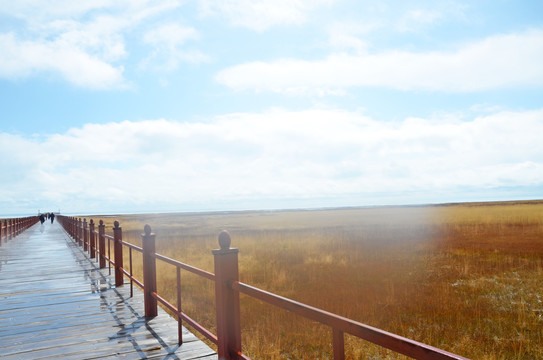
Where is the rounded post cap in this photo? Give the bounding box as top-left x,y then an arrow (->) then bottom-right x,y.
99,220 -> 104,225
114,220 -> 119,228
143,224 -> 152,236
218,230 -> 231,250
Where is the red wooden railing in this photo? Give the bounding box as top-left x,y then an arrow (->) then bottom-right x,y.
57,215 -> 470,360
0,216 -> 39,246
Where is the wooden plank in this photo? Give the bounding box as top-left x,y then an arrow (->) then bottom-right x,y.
0,222 -> 217,360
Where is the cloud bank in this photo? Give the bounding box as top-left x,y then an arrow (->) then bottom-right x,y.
217,30 -> 543,94
1,108 -> 542,214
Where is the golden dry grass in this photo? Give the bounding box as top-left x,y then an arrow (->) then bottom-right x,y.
93,200 -> 543,359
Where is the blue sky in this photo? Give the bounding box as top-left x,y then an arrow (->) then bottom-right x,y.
1,0 -> 542,216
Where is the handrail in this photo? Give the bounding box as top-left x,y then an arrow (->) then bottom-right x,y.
232,281 -> 467,360
123,241 -> 143,252
0,216 -> 39,246
154,253 -> 215,281
56,215 -> 471,360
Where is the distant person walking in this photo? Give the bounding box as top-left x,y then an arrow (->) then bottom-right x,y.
50,213 -> 55,223
39,214 -> 45,224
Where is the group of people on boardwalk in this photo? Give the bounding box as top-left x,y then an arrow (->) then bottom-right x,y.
39,212 -> 55,224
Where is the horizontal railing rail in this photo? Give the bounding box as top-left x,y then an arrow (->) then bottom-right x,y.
57,215 -> 470,360
232,281 -> 465,360
154,253 -> 216,281
0,216 -> 39,246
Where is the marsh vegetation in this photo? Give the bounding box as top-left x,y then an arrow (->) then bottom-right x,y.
98,200 -> 543,359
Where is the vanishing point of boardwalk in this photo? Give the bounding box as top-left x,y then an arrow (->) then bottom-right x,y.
0,221 -> 217,360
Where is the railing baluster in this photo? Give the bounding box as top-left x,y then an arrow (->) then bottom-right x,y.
333,329 -> 345,360
78,218 -> 82,246
113,221 -> 124,287
108,232 -> 111,275
99,220 -> 106,268
83,219 -> 88,252
129,247 -> 133,298
142,225 -> 157,317
89,220 -> 96,259
177,266 -> 183,345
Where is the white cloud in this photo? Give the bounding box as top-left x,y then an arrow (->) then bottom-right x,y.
216,29 -> 543,94
49,16 -> 129,61
0,0 -> 183,88
198,0 -> 334,31
0,0 -> 181,21
325,21 -> 375,54
0,1 -> 112,20
141,24 -> 209,70
144,24 -> 199,47
1,108 -> 542,214
0,33 -> 126,89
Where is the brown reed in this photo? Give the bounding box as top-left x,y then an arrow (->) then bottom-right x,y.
98,200 -> 543,359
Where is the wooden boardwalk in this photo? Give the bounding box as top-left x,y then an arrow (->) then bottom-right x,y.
0,221 -> 217,360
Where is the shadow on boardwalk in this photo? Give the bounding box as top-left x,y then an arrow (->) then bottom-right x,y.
0,222 -> 217,360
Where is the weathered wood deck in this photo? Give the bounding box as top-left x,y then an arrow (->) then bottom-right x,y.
0,221 -> 217,360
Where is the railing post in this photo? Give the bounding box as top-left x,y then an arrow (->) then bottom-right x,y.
71,217 -> 75,239
333,329 -> 345,360
8,219 -> 12,239
113,221 -> 124,287
77,218 -> 82,246
98,220 -> 106,268
213,230 -> 242,360
83,219 -> 88,252
89,219 -> 96,258
142,225 -> 158,317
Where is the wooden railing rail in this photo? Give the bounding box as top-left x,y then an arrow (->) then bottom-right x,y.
232,281 -> 465,360
0,216 -> 39,246
57,215 -> 470,360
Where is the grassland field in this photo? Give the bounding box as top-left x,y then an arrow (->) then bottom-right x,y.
94,200 -> 543,359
